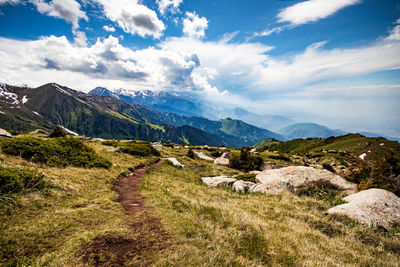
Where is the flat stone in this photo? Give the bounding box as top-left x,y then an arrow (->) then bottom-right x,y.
201,176 -> 237,187
195,151 -> 214,161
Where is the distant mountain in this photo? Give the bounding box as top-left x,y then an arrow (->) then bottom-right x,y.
89,86 -> 285,146
89,87 -> 204,117
280,123 -> 346,139
230,108 -> 294,132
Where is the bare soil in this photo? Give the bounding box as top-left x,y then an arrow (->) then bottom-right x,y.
78,159 -> 168,266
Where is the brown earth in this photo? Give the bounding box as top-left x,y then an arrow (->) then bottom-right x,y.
78,159 -> 168,266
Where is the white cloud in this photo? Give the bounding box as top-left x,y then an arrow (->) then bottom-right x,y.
95,0 -> 165,38
385,19 -> 400,41
254,26 -> 284,37
103,25 -> 116,32
156,0 -> 183,15
0,35 -> 221,95
0,0 -> 20,5
277,0 -> 361,26
182,11 -> 208,39
30,0 -> 88,30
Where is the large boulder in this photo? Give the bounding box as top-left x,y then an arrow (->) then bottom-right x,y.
255,166 -> 356,195
201,176 -> 237,187
214,152 -> 231,165
166,157 -> 185,168
232,180 -> 256,192
328,188 -> 400,229
195,151 -> 214,161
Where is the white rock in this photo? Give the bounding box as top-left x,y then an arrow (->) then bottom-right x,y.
0,128 -> 12,138
167,157 -> 185,168
214,152 -> 231,165
249,182 -> 286,194
255,166 -> 356,195
232,180 -> 256,192
380,143 -> 385,146
108,147 -> 124,153
359,153 -> 367,160
328,188 -> 400,229
249,170 -> 262,174
201,176 -> 237,187
195,151 -> 214,161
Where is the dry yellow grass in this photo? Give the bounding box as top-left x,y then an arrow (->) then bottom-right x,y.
1,143 -> 399,266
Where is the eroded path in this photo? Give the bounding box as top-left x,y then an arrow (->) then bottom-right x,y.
79,159 -> 168,266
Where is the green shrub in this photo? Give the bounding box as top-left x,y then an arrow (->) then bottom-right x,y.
187,149 -> 195,159
103,140 -> 160,157
121,142 -> 160,157
235,173 -> 257,183
0,166 -> 46,194
0,137 -> 111,169
268,153 -> 291,161
229,147 -> 263,172
48,126 -> 66,138
210,150 -> 222,157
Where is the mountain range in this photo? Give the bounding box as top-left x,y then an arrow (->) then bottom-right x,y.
0,83 -> 285,147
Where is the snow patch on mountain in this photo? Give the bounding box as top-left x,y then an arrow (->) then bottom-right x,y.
22,95 -> 28,104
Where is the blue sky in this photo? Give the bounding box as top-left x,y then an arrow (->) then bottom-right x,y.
0,0 -> 399,137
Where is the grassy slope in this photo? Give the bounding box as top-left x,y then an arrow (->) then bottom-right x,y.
1,139 -> 399,266
0,137 -> 159,266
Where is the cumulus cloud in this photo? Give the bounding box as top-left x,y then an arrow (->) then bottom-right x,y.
385,19 -> 400,41
163,21 -> 400,95
95,0 -> 165,38
0,34 -> 222,94
183,11 -> 208,39
277,0 -> 361,26
30,0 -> 88,30
103,25 -> 116,32
156,0 -> 183,15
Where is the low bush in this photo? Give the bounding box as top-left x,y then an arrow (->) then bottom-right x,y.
235,173 -> 257,183
48,126 -> 66,138
229,147 -> 263,172
0,166 -> 46,194
187,149 -> 195,159
210,150 -> 222,157
0,137 -> 111,168
103,140 -> 160,157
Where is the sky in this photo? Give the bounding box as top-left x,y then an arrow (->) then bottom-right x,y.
0,0 -> 399,137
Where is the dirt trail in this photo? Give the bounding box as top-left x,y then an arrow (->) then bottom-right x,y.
79,159 -> 168,266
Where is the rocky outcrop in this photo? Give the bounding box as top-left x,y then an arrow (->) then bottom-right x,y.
0,128 -> 12,138
255,166 -> 356,195
328,188 -> 400,229
201,176 -> 237,187
195,151 -> 214,161
214,152 -> 231,165
166,158 -> 185,168
232,180 -> 256,192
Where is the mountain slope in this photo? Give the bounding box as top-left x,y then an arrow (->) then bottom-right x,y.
280,123 -> 345,139
0,83 -> 225,146
89,87 -> 204,117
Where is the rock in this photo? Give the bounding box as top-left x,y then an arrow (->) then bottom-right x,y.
250,148 -> 257,153
201,176 -> 237,187
214,152 -> 231,165
260,162 -> 286,171
232,180 -> 256,192
0,128 -> 12,138
328,188 -> 400,230
219,147 -> 227,150
249,170 -> 262,174
249,182 -> 286,194
92,137 -> 106,142
153,143 -> 163,148
184,145 -> 189,148
195,151 -> 214,161
166,157 -> 185,168
107,147 -> 124,152
174,146 -> 181,149
255,166 -> 356,195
